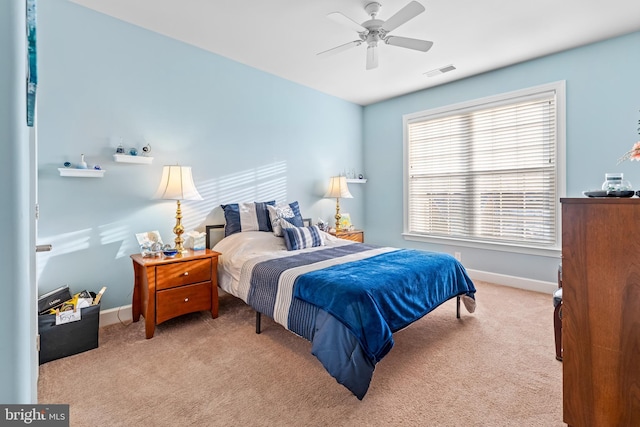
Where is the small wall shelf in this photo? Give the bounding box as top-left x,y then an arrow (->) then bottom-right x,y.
58,168 -> 106,178
113,154 -> 153,164
346,178 -> 367,184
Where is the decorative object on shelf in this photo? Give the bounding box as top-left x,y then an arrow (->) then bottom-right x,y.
77,154 -> 88,169
617,141 -> 640,164
601,172 -> 632,192
616,111 -> 640,164
93,164 -> 101,170
142,144 -> 152,156
358,174 -> 364,179
63,162 -> 71,168
583,172 -> 634,197
154,165 -> 203,252
129,148 -> 138,156
324,176 -> 353,232
116,142 -> 125,154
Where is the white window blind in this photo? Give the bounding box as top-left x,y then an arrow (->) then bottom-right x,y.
405,85 -> 562,250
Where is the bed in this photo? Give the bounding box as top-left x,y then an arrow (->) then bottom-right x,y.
206,203 -> 476,399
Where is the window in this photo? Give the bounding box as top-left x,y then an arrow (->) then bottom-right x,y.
403,82 -> 565,254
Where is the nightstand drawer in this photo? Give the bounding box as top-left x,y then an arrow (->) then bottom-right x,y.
332,230 -> 364,243
156,282 -> 211,324
156,258 -> 211,290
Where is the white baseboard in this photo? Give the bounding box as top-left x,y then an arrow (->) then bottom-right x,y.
99,304 -> 132,328
99,272 -> 556,327
466,269 -> 557,294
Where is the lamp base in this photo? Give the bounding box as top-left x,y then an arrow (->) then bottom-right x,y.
173,200 -> 185,252
334,197 -> 342,232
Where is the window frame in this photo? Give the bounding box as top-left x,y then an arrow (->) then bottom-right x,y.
402,81 -> 566,257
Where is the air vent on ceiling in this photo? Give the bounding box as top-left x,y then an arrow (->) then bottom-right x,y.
424,64 -> 456,77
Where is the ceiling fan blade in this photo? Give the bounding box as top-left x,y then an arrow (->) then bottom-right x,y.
317,40 -> 362,57
327,11 -> 366,33
366,45 -> 379,70
381,1 -> 425,33
385,36 -> 433,52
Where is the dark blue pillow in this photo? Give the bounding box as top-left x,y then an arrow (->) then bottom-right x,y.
282,224 -> 325,251
287,201 -> 304,227
221,201 -> 275,237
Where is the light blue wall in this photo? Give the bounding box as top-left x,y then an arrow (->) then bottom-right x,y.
0,0 -> 37,403
6,0 -> 638,404
36,0 -> 364,310
363,31 -> 640,283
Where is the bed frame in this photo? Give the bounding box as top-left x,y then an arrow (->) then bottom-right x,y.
205,221 -> 462,334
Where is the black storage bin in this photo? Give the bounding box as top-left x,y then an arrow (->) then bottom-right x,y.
38,297 -> 100,364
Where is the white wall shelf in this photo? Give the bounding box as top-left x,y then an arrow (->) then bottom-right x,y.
58,168 -> 106,178
346,178 -> 367,184
113,154 -> 153,164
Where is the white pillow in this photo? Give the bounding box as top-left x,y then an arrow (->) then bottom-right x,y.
268,203 -> 301,236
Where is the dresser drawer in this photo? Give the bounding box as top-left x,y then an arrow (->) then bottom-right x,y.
156,258 -> 211,290
156,282 -> 212,324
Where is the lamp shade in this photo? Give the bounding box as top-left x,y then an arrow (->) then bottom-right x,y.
324,176 -> 353,199
153,165 -> 203,201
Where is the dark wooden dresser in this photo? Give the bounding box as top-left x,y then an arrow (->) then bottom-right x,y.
560,198 -> 640,426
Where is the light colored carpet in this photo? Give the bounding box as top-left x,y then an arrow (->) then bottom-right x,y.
38,281 -> 564,426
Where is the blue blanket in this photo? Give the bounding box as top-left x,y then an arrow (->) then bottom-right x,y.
293,249 -> 476,364
244,244 -> 476,399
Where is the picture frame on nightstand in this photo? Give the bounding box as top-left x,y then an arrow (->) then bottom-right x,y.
136,230 -> 164,256
339,213 -> 352,230
135,230 -> 163,246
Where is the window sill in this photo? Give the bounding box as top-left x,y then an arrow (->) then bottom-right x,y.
402,232 -> 561,258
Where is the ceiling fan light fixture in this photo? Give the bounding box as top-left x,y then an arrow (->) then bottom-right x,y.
318,1 -> 432,70
366,44 -> 379,70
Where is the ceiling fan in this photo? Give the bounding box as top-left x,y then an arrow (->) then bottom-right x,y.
318,1 -> 433,70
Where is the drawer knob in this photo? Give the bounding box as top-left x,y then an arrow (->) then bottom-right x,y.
184,297 -> 189,302
183,272 -> 189,276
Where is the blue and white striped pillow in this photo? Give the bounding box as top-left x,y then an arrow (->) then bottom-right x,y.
281,221 -> 325,251
221,201 -> 275,237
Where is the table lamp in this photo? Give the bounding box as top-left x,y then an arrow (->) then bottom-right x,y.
324,176 -> 353,232
154,165 -> 203,252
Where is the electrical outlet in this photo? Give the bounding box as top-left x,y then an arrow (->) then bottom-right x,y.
454,252 -> 461,261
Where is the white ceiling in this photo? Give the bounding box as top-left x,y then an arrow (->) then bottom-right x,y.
70,0 -> 640,106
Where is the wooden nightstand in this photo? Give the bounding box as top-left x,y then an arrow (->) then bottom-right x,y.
330,229 -> 364,243
130,249 -> 221,338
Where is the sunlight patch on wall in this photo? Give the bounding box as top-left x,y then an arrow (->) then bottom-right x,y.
36,228 -> 92,278
193,160 -> 289,230
98,222 -> 136,258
